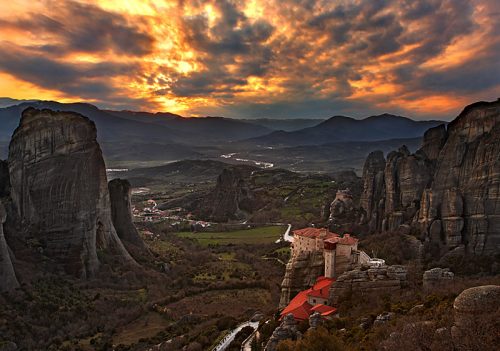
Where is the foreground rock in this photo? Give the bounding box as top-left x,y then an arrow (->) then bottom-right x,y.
452,285 -> 500,350
358,99 -> 500,255
0,201 -> 19,292
423,267 -> 454,289
108,178 -> 145,248
264,314 -> 300,351
331,265 -> 407,304
7,108 -> 134,278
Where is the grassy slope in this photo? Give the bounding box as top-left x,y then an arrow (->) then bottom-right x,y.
174,226 -> 285,246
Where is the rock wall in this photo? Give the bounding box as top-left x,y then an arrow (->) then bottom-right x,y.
331,265 -> 407,304
7,108 -> 134,278
0,160 -> 10,197
108,178 -> 144,247
279,251 -> 324,308
0,201 -> 19,292
359,99 -> 500,255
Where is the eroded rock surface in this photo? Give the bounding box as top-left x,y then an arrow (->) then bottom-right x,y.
279,251 -> 324,308
359,99 -> 500,255
7,108 -> 133,278
264,314 -> 300,351
452,285 -> 500,350
331,265 -> 407,304
203,167 -> 255,222
423,267 -> 454,289
0,160 -> 10,197
108,178 -> 144,247
0,201 -> 19,292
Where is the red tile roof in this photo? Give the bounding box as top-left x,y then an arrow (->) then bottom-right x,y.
293,228 -> 339,239
280,277 -> 336,321
311,304 -> 337,316
280,289 -> 313,321
324,233 -> 358,246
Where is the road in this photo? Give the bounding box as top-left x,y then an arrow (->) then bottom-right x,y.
212,321 -> 259,351
275,223 -> 293,243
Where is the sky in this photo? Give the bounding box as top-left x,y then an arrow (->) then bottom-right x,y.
0,0 -> 498,120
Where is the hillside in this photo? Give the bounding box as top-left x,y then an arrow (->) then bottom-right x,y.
247,113 -> 445,146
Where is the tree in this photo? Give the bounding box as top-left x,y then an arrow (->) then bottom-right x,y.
277,327 -> 346,351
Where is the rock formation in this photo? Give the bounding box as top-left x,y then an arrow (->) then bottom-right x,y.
7,108 -> 134,278
108,178 -> 144,247
328,189 -> 362,231
264,314 -> 300,351
452,285 -> 500,350
422,267 -> 454,289
331,265 -> 407,304
204,167 -> 255,222
359,99 -> 500,255
279,251 -> 324,308
0,160 -> 9,197
0,201 -> 19,292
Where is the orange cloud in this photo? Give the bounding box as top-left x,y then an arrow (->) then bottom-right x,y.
0,0 -> 497,119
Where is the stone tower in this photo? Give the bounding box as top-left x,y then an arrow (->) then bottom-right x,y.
324,240 -> 336,278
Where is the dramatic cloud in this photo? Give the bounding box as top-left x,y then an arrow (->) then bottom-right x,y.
0,0 -> 498,119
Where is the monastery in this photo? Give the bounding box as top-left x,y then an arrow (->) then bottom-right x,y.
280,227 -> 376,321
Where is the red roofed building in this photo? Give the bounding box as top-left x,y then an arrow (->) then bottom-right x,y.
280,277 -> 337,321
291,228 -> 366,279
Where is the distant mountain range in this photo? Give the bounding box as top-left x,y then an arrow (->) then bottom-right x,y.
246,113 -> 445,146
0,99 -> 446,172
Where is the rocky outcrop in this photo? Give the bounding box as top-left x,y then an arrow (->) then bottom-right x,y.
331,265 -> 407,304
452,285 -> 500,350
264,314 -> 300,351
422,267 -> 454,289
279,251 -> 324,308
359,99 -> 500,255
108,178 -> 144,247
328,189 -> 362,231
7,108 -> 134,278
204,167 -> 255,222
359,151 -> 386,232
0,160 -> 9,197
0,201 -> 19,292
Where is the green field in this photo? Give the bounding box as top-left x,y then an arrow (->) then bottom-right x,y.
175,226 -> 285,245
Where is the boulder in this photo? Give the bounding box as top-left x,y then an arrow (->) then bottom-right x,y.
264,314 -> 300,351
422,268 -> 454,289
452,285 -> 500,350
7,108 -> 134,278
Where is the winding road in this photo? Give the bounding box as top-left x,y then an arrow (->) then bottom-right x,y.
212,321 -> 259,351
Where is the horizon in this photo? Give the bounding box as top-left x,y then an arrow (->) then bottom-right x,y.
0,96 -> 460,122
0,0 -> 498,120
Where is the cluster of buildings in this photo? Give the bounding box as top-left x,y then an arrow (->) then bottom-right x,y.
280,227 -> 380,321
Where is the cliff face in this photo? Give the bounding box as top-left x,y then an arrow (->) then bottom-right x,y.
359,100 -> 500,255
108,178 -> 144,247
0,201 -> 19,292
7,108 -> 134,278
279,251 -> 324,308
0,160 -> 9,197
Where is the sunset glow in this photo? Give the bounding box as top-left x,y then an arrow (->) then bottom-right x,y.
0,0 -> 498,119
